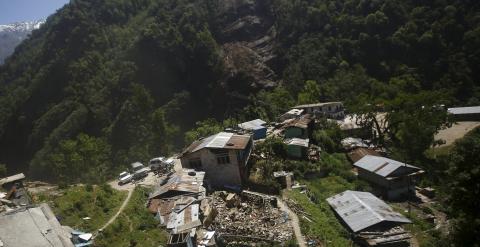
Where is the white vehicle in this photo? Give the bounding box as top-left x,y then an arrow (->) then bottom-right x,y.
118,171 -> 133,185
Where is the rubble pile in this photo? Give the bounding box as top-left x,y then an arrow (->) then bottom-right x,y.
211,191 -> 294,243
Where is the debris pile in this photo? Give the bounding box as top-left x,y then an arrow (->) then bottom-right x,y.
212,191 -> 293,243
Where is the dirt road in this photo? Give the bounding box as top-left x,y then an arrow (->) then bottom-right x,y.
97,187 -> 134,233
277,197 -> 308,247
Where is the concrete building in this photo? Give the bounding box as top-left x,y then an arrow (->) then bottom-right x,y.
353,155 -> 424,200
292,102 -> 345,119
285,138 -> 309,159
448,106 -> 480,121
238,119 -> 267,140
0,203 -> 74,247
180,132 -> 253,189
327,190 -> 412,246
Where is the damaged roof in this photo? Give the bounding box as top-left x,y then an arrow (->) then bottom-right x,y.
0,203 -> 74,247
326,190 -> 411,233
285,114 -> 313,129
149,169 -> 206,200
0,173 -> 25,186
183,132 -> 252,154
354,155 -> 422,178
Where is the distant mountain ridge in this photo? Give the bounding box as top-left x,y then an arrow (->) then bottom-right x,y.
0,20 -> 45,64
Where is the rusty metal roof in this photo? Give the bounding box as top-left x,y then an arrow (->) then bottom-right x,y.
149,169 -> 206,199
182,132 -> 252,155
326,190 -> 411,233
285,115 -> 313,129
348,148 -> 381,163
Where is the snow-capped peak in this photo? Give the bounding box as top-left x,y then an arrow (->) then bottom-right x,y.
0,20 -> 45,33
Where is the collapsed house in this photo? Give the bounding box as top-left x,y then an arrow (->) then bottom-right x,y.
284,138 -> 309,159
327,190 -> 412,247
237,119 -> 267,140
447,106 -> 480,121
291,102 -> 345,119
0,173 -> 30,208
147,169 -> 217,247
0,203 -> 74,247
180,132 -> 253,189
273,171 -> 294,189
353,155 -> 425,200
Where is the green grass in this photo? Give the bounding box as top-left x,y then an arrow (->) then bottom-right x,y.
285,176 -> 355,247
44,184 -> 127,232
94,187 -> 168,247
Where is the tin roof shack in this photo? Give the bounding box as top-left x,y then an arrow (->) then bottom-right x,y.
238,119 -> 267,140
0,173 -> 31,207
353,155 -> 425,200
292,102 -> 345,119
279,108 -> 304,121
284,115 -> 314,139
285,138 -> 309,159
447,106 -> 480,121
180,132 -> 253,189
327,190 -> 412,247
0,203 -> 74,247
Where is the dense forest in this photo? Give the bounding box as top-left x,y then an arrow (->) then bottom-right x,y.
0,0 -> 479,180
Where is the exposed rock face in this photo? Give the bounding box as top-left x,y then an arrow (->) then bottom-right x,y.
217,0 -> 278,91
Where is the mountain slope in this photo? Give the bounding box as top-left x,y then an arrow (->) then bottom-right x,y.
0,20 -> 44,64
0,0 -> 479,181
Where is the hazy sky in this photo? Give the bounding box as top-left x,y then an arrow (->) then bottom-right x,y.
0,0 -> 69,23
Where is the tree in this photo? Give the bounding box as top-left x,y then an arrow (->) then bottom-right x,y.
445,128 -> 480,245
298,80 -> 321,104
0,164 -> 6,177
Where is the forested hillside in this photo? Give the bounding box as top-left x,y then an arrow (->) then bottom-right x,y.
0,0 -> 479,183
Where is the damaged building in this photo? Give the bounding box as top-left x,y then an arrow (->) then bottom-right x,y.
353,155 -> 425,200
180,132 -> 253,189
283,114 -> 314,139
291,102 -> 345,119
327,190 -> 412,247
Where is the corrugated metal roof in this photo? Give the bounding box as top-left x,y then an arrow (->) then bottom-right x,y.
293,102 -> 343,109
0,173 -> 25,186
285,138 -> 309,147
184,132 -> 252,154
353,155 -> 420,178
149,169 -> 206,199
326,190 -> 411,232
448,106 -> 480,115
238,119 -> 267,130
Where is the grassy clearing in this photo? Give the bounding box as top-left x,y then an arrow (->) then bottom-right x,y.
285,176 -> 355,247
94,187 -> 168,247
34,184 -> 127,232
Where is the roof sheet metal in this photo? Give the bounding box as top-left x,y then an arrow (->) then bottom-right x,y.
326,190 -> 411,233
0,173 -> 25,186
353,155 -> 420,178
149,169 -> 206,199
292,102 -> 343,109
447,106 -> 480,115
187,132 -> 251,153
285,138 -> 309,147
238,119 -> 267,130
0,203 -> 74,247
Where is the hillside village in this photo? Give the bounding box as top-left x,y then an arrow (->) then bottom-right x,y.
2,102 -> 478,247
